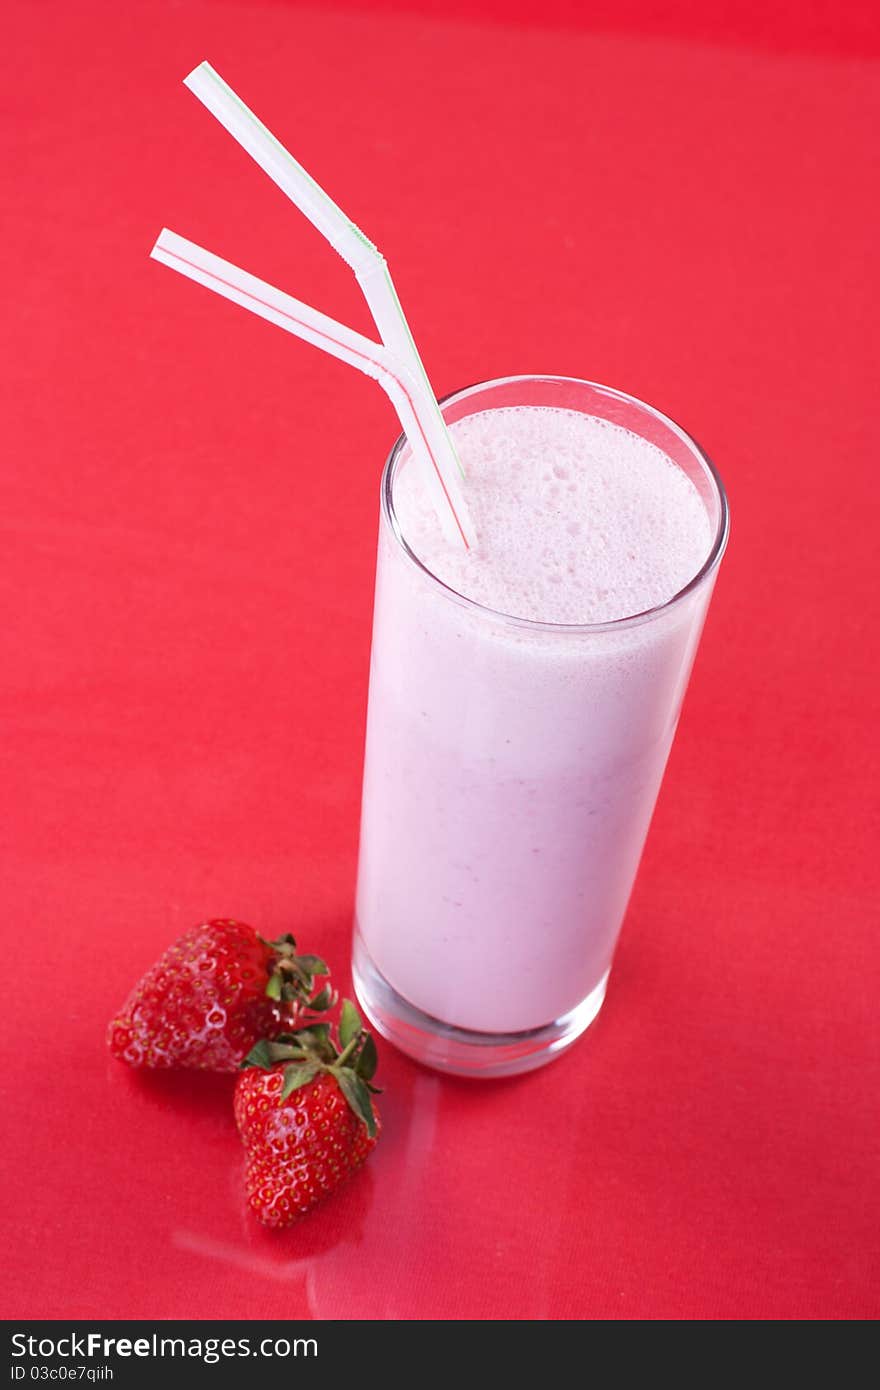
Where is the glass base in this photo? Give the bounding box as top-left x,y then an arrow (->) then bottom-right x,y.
352,928 -> 609,1078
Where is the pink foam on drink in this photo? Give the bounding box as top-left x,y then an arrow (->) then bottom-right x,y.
394,406 -> 712,624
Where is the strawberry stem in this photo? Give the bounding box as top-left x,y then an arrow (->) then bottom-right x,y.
335,1035 -> 360,1068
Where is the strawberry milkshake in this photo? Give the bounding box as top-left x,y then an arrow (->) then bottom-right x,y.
353,377 -> 728,1076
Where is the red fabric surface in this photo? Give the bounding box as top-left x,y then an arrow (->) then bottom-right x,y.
3,0 -> 878,1321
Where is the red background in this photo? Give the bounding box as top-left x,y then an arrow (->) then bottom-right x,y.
3,0 -> 878,1320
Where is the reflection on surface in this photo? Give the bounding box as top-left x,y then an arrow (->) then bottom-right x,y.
160,1046 -> 584,1318
170,1066 -> 440,1317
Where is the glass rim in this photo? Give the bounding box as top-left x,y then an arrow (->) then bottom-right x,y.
380,374 -> 730,635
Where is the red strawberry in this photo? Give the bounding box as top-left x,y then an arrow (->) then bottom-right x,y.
235,1000 -> 381,1226
107,920 -> 332,1072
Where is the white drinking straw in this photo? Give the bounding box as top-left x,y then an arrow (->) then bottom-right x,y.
152,229 -> 402,383
183,64 -> 441,415
150,230 -> 473,548
152,60 -> 475,548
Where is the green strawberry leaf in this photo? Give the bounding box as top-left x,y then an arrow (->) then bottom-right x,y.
240,1039 -> 277,1070
260,932 -> 296,950
356,1031 -> 378,1082
339,999 -> 362,1050
265,972 -> 283,1001
296,954 -> 330,977
336,1069 -> 378,1138
266,1041 -> 307,1063
308,984 -> 334,1012
280,1062 -> 321,1101
241,1038 -> 306,1070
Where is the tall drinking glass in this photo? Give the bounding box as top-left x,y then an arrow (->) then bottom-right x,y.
352,376 -> 729,1077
